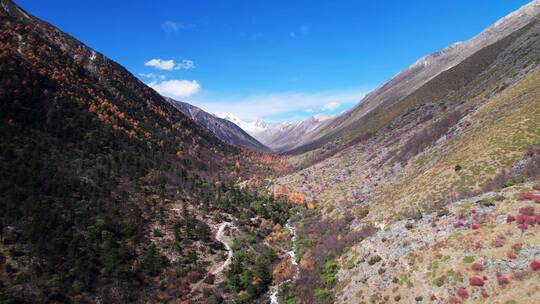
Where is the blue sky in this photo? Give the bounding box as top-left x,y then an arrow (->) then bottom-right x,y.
18,0 -> 531,122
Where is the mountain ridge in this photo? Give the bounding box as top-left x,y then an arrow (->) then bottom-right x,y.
217,113 -> 334,152
165,97 -> 270,152
289,0 -> 540,158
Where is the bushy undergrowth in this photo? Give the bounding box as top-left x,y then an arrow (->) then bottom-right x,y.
292,211 -> 376,304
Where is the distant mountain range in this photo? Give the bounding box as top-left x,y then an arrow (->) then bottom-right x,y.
161,99 -> 333,153
165,97 -> 270,152
216,113 -> 334,152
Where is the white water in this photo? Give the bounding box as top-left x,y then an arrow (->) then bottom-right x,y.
285,222 -> 298,267
269,221 -> 299,304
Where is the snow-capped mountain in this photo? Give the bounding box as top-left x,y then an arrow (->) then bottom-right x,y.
166,100 -> 270,151
217,113 -> 334,152
215,113 -> 270,136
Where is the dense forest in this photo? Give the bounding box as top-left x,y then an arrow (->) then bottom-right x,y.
0,1 -> 291,302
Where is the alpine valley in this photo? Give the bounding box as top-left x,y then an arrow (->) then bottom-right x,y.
1,1 -> 540,304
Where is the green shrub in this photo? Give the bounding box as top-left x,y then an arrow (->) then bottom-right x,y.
286,297 -> 296,304
344,259 -> 355,269
462,256 -> 474,263
355,207 -> 369,219
368,255 -> 382,265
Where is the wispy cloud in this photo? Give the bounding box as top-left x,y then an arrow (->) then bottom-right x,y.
175,59 -> 195,70
321,101 -> 340,111
139,73 -> 166,80
144,58 -> 196,71
161,21 -> 195,33
148,80 -> 201,98
190,88 -> 369,121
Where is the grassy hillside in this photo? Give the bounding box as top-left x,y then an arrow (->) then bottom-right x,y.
274,17 -> 540,304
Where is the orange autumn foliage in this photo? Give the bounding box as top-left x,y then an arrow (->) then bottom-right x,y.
288,192 -> 305,204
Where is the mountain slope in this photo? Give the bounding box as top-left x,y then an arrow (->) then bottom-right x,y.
166,97 -> 270,152
290,0 -> 540,162
255,114 -> 334,153
272,4 -> 540,303
0,1 -> 289,303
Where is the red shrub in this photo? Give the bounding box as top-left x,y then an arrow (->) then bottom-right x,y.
456,287 -> 468,299
186,271 -> 202,283
517,223 -> 528,231
471,223 -> 479,230
531,260 -> 540,271
491,235 -> 506,247
516,214 -> 527,224
453,221 -> 464,228
497,276 -> 510,285
203,273 -> 215,284
506,215 -> 516,223
525,216 -> 536,226
481,290 -> 490,298
471,263 -> 483,271
535,214 -> 540,225
518,193 -> 540,203
469,276 -> 484,286
519,206 -> 536,216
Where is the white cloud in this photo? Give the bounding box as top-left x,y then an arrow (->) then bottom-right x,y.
139,73 -> 166,80
144,58 -> 195,71
190,88 -> 369,121
139,72 -> 156,78
304,108 -> 314,113
174,59 -> 195,70
148,80 -> 201,98
144,59 -> 175,70
321,101 -> 341,111
161,21 -> 195,33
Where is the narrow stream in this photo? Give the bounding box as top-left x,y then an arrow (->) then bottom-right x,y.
269,221 -> 298,304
